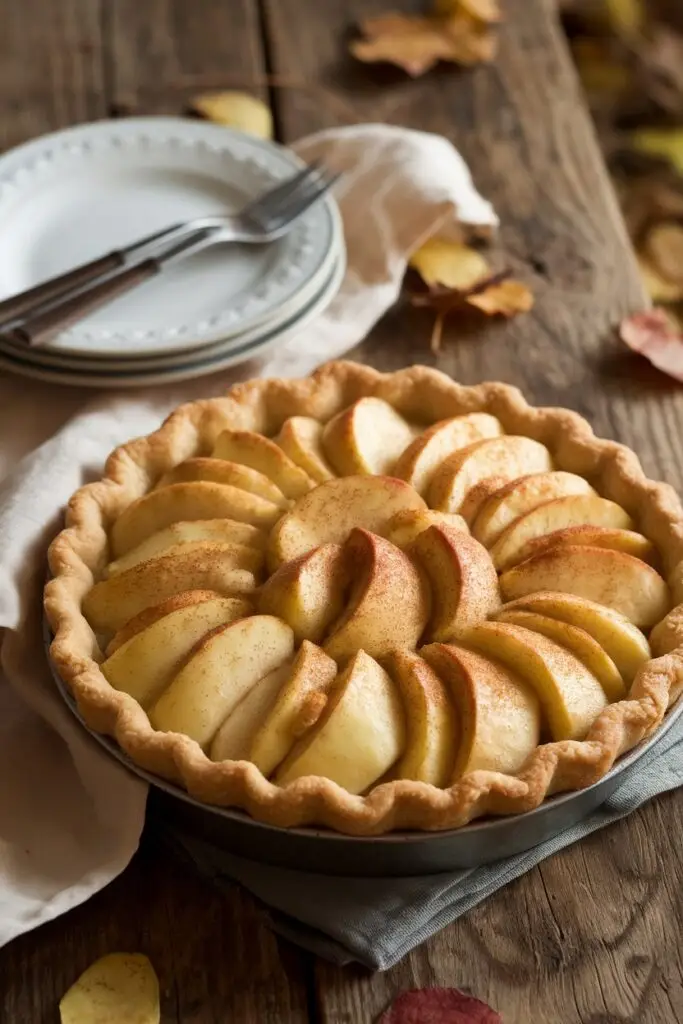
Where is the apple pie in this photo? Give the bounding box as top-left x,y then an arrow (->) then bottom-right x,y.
45,361 -> 683,835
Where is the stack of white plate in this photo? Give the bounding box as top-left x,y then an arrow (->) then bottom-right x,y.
0,119 -> 345,387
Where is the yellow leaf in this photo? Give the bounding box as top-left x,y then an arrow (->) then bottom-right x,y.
466,279 -> 534,316
637,256 -> 683,303
645,223 -> 683,286
190,91 -> 273,140
60,953 -> 160,1024
605,0 -> 644,39
631,129 -> 683,175
410,238 -> 490,290
351,11 -> 496,76
432,0 -> 501,23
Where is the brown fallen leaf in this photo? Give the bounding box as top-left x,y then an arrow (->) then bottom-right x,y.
190,91 -> 273,139
379,986 -> 503,1023
351,9 -> 497,77
409,271 -> 533,352
620,308 -> 683,381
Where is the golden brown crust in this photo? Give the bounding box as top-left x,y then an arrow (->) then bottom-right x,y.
44,360 -> 683,836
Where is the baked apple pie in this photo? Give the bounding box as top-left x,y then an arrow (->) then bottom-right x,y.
45,362 -> 683,835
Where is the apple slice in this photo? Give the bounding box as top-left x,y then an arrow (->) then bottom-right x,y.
472,471 -> 596,547
109,539 -> 263,579
323,530 -> 429,662
393,413 -> 503,495
212,430 -> 313,498
516,525 -> 657,566
275,650 -> 405,794
410,525 -> 500,642
106,518 -> 266,576
465,621 -> 608,741
258,543 -> 350,643
383,508 -> 468,549
500,546 -> 670,629
102,596 -> 250,707
209,662 -> 292,762
489,494 -> 634,570
111,482 -> 280,557
457,475 -> 510,524
276,416 -> 335,483
268,475 -> 426,568
249,640 -> 339,776
421,643 -> 541,776
150,615 -> 295,747
157,458 -> 288,508
494,608 -> 626,701
500,591 -> 650,684
385,649 -> 456,786
322,397 -> 416,476
105,590 -> 228,655
83,545 -> 257,634
428,436 -> 553,520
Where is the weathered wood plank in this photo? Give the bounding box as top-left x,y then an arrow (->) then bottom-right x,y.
260,1 -> 683,1021
0,830 -> 311,1024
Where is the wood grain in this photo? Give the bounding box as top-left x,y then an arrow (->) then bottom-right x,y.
1,0 -> 683,1022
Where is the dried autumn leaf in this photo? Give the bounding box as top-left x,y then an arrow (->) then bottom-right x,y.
645,222 -> 683,285
620,308 -> 683,382
379,986 -> 503,1023
631,128 -> 683,175
351,11 -> 497,77
409,238 -> 490,290
60,954 -> 160,1024
432,0 -> 501,23
190,91 -> 273,140
466,278 -> 534,316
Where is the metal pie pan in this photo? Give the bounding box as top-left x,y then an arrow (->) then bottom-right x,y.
43,616 -> 682,876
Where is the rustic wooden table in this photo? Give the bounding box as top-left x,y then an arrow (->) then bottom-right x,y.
2,1 -> 683,1022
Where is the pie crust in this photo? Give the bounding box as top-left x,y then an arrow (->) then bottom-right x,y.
44,361 -> 683,835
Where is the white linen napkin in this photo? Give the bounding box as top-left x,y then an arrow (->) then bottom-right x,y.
0,123 -> 498,947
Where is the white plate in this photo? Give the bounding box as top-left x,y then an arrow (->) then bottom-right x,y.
0,118 -> 342,358
0,251 -> 345,388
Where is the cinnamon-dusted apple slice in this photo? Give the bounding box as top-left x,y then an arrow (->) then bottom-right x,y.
275,650 -> 405,794
106,590 -> 227,655
107,519 -> 266,576
465,621 -> 608,741
258,543 -> 350,643
269,475 -> 426,568
421,643 -> 541,776
501,592 -> 650,684
500,546 -> 670,629
110,539 -> 263,578
157,458 -> 289,508
494,608 -> 626,701
410,525 -> 500,642
385,649 -> 456,787
428,437 -> 553,520
516,525 -> 657,566
212,429 -> 313,498
102,596 -> 251,707
393,413 -> 503,496
249,641 -> 339,776
383,508 -> 468,549
209,662 -> 292,762
489,494 -> 634,571
150,615 -> 295,747
323,530 -> 429,662
322,397 -> 415,476
83,546 -> 257,634
275,416 -> 335,483
111,482 -> 280,557
472,471 -> 596,547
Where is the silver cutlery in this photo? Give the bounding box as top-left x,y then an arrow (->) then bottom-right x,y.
1,163 -> 339,349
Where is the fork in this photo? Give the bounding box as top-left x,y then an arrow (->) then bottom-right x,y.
2,163 -> 339,348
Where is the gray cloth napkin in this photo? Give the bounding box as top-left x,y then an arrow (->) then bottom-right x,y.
167,713 -> 683,971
